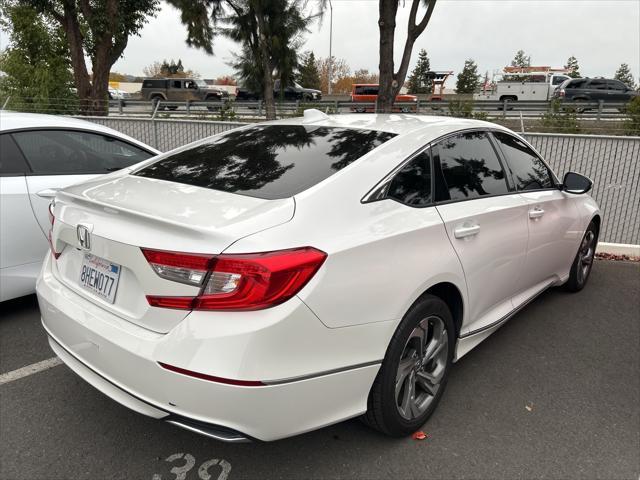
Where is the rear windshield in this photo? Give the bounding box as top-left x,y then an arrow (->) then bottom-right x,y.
134,125 -> 396,199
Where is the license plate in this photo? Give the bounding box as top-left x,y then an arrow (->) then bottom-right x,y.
79,253 -> 121,304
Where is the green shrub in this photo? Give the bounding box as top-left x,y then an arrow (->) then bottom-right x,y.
540,99 -> 581,133
623,96 -> 640,136
448,99 -> 488,120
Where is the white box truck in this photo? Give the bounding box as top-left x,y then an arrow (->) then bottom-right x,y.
474,71 -> 571,102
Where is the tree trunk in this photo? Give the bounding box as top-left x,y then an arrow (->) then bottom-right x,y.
58,6 -> 93,114
56,0 -> 118,116
377,0 -> 438,113
256,14 -> 276,120
377,0 -> 398,113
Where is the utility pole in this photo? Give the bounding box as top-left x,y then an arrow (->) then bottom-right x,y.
328,0 -> 333,95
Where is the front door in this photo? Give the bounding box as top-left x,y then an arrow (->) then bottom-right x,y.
433,131 -> 529,335
491,131 -> 582,306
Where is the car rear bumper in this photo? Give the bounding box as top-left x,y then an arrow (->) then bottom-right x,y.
36,255 -> 382,441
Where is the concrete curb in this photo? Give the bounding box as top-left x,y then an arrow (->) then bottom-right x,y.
596,242 -> 640,257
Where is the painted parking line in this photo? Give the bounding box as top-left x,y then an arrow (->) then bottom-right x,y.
0,357 -> 63,386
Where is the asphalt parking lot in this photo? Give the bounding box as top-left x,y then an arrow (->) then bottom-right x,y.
1,260 -> 638,480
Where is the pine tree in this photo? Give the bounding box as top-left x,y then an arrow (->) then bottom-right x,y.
296,51 -> 321,90
456,59 -> 481,94
510,50 -> 531,68
406,49 -> 432,94
614,63 -> 635,89
565,56 -> 581,78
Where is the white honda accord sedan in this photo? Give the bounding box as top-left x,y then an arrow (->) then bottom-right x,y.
37,112 -> 600,442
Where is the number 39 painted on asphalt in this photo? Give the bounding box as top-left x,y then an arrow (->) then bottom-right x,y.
152,453 -> 232,480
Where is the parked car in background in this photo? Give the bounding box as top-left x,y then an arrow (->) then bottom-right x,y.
140,78 -> 228,111
0,111 -> 159,302
554,77 -> 638,110
351,84 -> 418,112
38,111 -> 599,442
108,88 -> 131,106
235,79 -> 322,102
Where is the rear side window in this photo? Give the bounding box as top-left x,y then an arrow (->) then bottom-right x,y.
493,132 -> 554,191
12,130 -> 153,174
385,151 -> 432,207
143,79 -> 165,88
588,79 -> 608,90
567,79 -> 587,89
135,125 -> 396,199
0,134 -> 30,175
434,131 -> 509,202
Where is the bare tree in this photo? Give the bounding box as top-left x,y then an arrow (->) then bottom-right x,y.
377,0 -> 437,113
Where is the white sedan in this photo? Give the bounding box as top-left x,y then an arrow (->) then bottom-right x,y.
37,111 -> 600,441
0,111 -> 158,302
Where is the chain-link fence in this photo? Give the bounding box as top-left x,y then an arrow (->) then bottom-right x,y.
79,116 -> 639,245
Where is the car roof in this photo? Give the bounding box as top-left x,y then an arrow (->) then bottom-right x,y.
0,111 -> 160,154
264,112 -> 512,139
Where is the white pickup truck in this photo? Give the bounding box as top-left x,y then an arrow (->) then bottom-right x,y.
474,72 -> 571,102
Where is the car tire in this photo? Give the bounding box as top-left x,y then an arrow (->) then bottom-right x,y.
572,98 -> 588,113
563,220 -> 598,292
151,96 -> 165,111
355,106 -> 366,113
362,294 -> 454,437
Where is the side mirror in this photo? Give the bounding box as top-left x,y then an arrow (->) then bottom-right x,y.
561,171 -> 593,194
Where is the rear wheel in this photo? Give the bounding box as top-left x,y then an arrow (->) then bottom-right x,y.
564,221 -> 598,292
151,95 -> 165,111
572,98 -> 588,113
362,294 -> 454,437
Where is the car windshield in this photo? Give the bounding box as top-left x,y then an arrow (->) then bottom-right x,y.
195,79 -> 208,88
134,125 -> 396,199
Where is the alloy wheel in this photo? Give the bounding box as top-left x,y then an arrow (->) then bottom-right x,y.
577,230 -> 596,285
395,316 -> 449,420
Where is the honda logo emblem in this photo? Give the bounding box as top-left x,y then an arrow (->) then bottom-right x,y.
77,224 -> 93,250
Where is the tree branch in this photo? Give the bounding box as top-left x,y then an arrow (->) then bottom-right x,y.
415,0 -> 437,35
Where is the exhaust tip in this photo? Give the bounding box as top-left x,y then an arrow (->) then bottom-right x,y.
165,415 -> 252,443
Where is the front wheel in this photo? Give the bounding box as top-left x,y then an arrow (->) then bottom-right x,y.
361,294 -> 454,437
564,221 -> 598,292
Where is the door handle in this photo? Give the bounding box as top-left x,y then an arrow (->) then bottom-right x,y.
454,224 -> 480,239
36,188 -> 60,198
529,207 -> 545,219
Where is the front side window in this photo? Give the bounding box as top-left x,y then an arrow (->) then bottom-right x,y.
384,151 -> 432,206
434,131 -> 509,202
493,132 -> 554,191
12,130 -> 153,174
135,125 -> 396,199
606,80 -> 627,91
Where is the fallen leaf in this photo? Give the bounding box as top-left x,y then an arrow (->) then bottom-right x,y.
412,431 -> 428,440
525,402 -> 534,412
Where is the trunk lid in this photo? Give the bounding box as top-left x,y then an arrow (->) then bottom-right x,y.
50,174 -> 294,333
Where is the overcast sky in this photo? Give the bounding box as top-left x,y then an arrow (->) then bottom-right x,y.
2,0 -> 639,85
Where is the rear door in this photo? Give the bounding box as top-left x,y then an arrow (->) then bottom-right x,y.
11,129 -> 153,235
433,131 -> 529,335
585,79 -> 608,101
491,131 -> 580,306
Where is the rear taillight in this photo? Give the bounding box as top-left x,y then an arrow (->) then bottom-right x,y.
48,202 -> 61,259
143,247 -> 327,311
